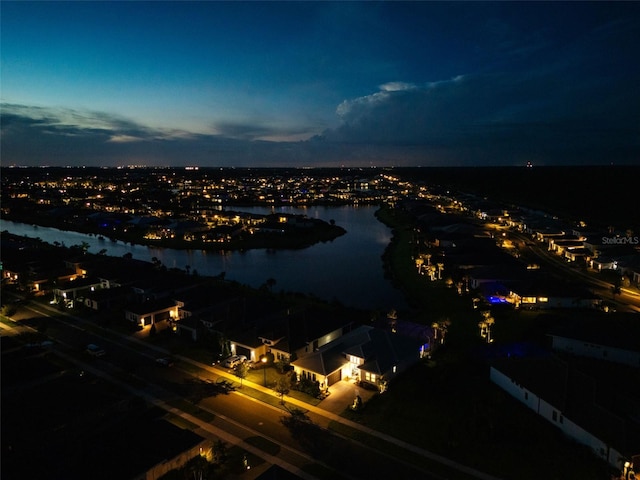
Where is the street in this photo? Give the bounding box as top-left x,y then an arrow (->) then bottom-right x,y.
2,295 -> 496,480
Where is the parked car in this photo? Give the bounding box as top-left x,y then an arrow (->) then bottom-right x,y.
220,355 -> 247,368
85,344 -> 106,357
155,357 -> 174,367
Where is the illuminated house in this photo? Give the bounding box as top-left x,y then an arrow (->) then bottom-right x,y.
54,276 -> 107,304
504,278 -> 599,309
124,297 -> 183,328
292,325 -> 427,392
254,309 -> 350,364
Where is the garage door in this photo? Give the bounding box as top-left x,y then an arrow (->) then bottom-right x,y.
235,346 -> 251,358
327,369 -> 341,386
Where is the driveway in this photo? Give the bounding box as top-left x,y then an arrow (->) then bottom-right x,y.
319,379 -> 378,414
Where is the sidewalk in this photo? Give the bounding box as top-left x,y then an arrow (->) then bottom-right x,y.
13,298 -> 502,480
177,355 -> 503,480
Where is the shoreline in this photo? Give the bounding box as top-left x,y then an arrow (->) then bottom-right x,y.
0,213 -> 347,252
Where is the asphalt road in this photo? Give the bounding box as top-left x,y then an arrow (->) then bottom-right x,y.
506,229 -> 640,313
3,297 -> 499,480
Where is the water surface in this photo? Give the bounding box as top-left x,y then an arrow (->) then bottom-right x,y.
1,205 -> 407,311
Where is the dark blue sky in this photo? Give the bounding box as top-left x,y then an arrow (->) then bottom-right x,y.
1,1 -> 639,167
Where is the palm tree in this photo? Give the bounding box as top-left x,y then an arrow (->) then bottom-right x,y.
432,318 -> 451,345
479,311 -> 495,343
427,264 -> 437,281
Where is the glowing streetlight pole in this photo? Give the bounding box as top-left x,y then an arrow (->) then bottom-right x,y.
262,356 -> 267,387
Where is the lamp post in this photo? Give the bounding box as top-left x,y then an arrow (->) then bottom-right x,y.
261,356 -> 267,387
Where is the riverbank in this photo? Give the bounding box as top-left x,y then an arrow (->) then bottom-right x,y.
0,210 -> 346,252
375,204 -> 471,322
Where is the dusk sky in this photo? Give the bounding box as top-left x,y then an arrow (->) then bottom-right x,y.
2,1 -> 639,168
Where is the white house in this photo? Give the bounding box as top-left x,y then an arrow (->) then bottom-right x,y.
490,355 -> 636,471
547,315 -> 640,368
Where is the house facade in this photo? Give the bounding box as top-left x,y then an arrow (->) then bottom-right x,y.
490,356 -> 634,470
292,325 -> 428,392
124,298 -> 183,327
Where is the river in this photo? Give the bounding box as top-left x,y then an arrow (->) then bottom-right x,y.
0,205 -> 407,311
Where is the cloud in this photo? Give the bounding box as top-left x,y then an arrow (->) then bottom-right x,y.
319,69 -> 640,165
379,82 -> 417,92
2,55 -> 639,169
0,103 -> 321,167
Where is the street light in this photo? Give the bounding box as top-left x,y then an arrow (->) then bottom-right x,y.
262,356 -> 267,387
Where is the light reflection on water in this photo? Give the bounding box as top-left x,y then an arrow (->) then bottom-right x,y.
0,205 -> 406,311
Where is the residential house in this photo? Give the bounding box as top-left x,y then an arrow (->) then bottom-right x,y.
547,314 -> 640,368
467,263 -> 530,291
563,246 -> 591,264
124,297 -> 183,328
490,355 -> 640,471
82,285 -> 135,311
292,325 -> 427,392
504,277 -> 599,309
54,276 -> 108,305
590,256 -> 617,272
534,228 -> 566,244
617,255 -> 640,282
252,308 -> 352,364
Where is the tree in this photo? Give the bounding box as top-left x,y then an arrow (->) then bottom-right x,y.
478,310 -> 495,343
436,262 -> 444,280
212,439 -> 228,465
274,373 -> 292,404
233,361 -> 249,388
432,318 -> 451,345
427,264 -> 437,281
610,275 -> 623,300
387,309 -> 398,332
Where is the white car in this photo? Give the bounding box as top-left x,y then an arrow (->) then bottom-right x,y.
220,355 -> 247,368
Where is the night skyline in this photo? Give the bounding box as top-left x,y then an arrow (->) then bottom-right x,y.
1,1 -> 639,168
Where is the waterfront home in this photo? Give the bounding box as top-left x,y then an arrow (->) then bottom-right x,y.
504,277 -> 599,309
